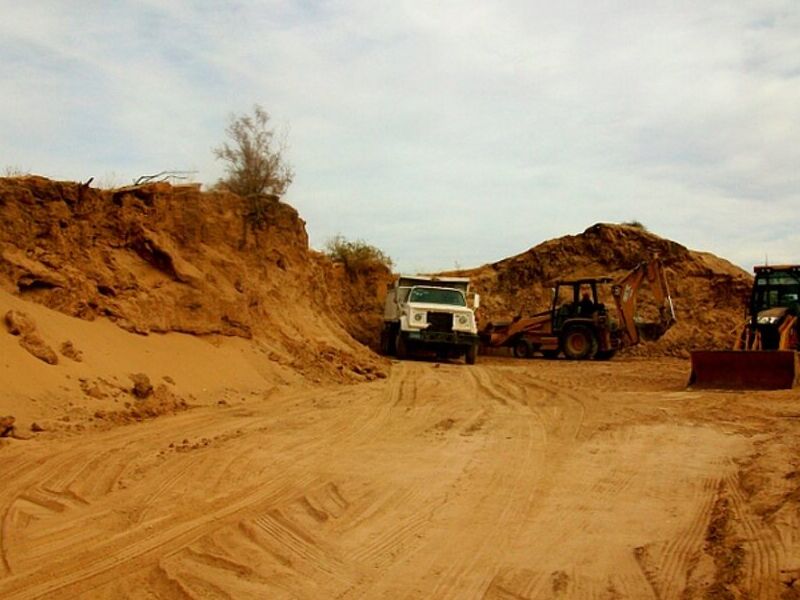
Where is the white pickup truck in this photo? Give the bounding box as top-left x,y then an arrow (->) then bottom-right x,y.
380,275 -> 480,364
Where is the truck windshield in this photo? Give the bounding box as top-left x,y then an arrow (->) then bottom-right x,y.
408,287 -> 466,306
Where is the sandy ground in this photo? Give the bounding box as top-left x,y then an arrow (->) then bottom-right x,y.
2,354 -> 800,599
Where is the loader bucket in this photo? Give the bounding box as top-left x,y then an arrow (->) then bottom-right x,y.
689,350 -> 800,390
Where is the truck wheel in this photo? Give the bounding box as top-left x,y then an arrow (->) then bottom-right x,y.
562,326 -> 598,360
465,343 -> 478,365
380,330 -> 392,355
395,332 -> 408,359
513,338 -> 531,359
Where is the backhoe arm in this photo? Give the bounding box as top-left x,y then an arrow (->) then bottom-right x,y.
612,259 -> 676,346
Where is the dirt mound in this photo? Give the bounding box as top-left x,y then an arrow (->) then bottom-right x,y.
0,176 -> 388,381
450,223 -> 752,356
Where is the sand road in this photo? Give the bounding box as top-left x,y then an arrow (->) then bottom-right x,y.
1,357 -> 799,599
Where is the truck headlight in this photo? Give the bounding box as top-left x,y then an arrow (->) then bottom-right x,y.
457,315 -> 468,326
413,312 -> 424,322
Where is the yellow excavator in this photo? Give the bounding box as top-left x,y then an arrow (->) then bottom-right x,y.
690,264 -> 800,389
480,258 -> 676,360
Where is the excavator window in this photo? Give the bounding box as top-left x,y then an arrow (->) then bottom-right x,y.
752,270 -> 800,312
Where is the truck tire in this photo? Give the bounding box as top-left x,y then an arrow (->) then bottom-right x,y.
465,343 -> 478,365
513,338 -> 531,359
380,329 -> 392,355
381,327 -> 398,356
395,331 -> 408,359
562,325 -> 598,360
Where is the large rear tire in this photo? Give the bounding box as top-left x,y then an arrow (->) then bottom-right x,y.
562,326 -> 598,360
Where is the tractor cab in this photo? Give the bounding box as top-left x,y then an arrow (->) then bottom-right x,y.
689,264 -> 800,389
747,265 -> 800,350
551,277 -> 612,330
750,266 -> 800,315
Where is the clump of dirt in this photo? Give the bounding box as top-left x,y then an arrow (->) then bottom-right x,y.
4,309 -> 35,336
4,308 -> 59,364
79,377 -> 120,400
551,570 -> 570,594
129,373 -> 154,399
449,223 -> 752,356
94,384 -> 189,425
434,418 -> 457,432
273,339 -> 389,384
0,415 -> 15,437
59,340 -> 83,362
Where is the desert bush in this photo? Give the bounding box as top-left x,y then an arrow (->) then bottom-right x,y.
95,172 -> 123,190
3,166 -> 29,177
214,105 -> 294,229
621,220 -> 648,231
324,235 -> 393,273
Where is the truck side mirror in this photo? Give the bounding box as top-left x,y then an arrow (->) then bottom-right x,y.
473,293 -> 480,309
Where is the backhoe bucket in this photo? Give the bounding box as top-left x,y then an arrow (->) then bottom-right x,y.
689,350 -> 800,390
636,321 -> 669,342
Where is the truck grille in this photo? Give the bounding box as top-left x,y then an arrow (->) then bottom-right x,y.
427,312 -> 453,332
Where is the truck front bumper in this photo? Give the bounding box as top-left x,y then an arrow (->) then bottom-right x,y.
405,330 -> 480,346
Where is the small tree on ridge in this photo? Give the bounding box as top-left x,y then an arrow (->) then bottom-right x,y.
214,105 -> 295,228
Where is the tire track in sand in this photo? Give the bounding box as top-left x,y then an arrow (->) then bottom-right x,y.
723,471 -> 782,598
357,365 -> 545,599
0,375 -> 406,597
388,361 -> 419,409
0,471 -> 322,599
634,475 -> 721,600
0,451 -> 96,575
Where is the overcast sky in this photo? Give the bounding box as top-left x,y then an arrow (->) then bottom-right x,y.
2,1 -> 798,273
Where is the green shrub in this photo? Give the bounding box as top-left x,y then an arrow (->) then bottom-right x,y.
324,235 -> 393,272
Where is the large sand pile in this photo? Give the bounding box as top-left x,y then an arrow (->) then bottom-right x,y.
448,223 -> 753,357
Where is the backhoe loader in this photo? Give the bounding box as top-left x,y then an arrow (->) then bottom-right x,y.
480,259 -> 676,360
689,265 -> 800,389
